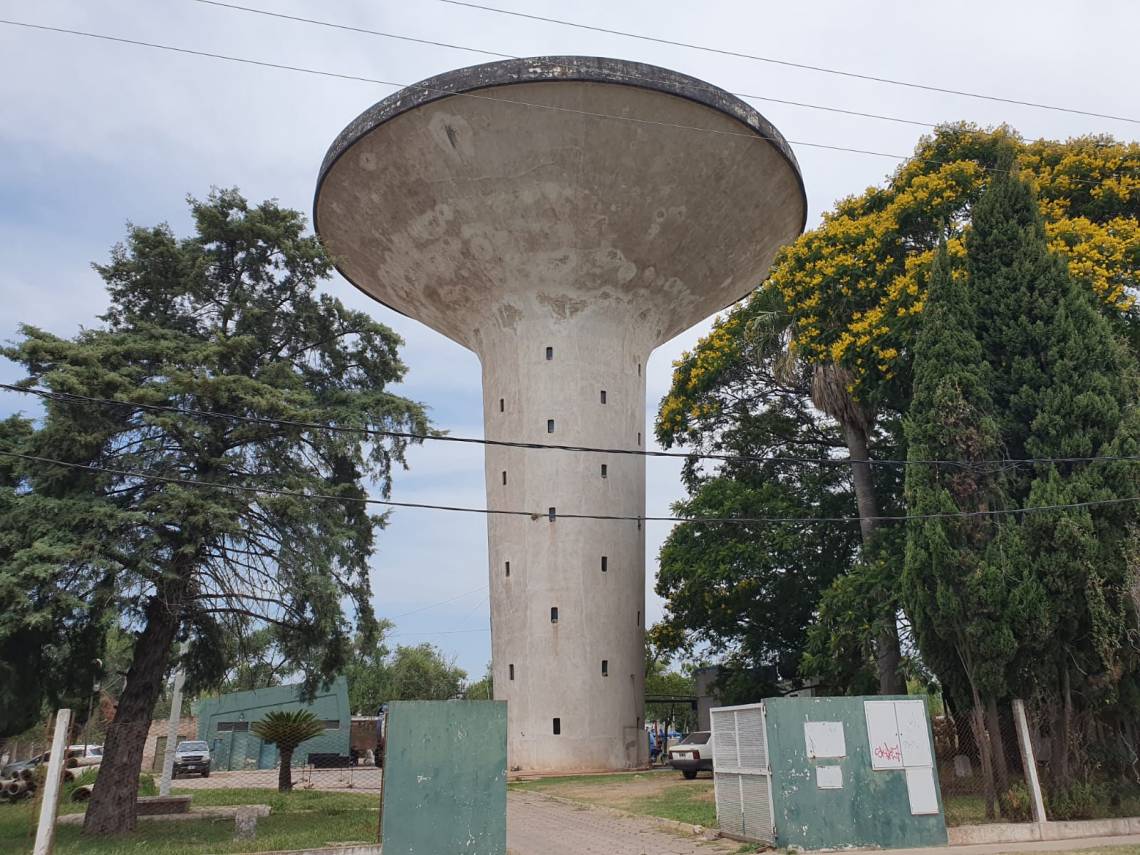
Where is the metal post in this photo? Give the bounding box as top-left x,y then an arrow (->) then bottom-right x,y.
159,644 -> 189,797
1011,699 -> 1048,833
33,708 -> 72,855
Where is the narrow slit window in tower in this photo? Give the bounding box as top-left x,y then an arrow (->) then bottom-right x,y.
550,606 -> 559,623
601,556 -> 608,573
547,419 -> 555,433
545,346 -> 554,360
601,463 -> 607,479
601,660 -> 609,676
553,718 -> 561,735
600,390 -> 607,404
505,560 -> 510,577
509,664 -> 515,680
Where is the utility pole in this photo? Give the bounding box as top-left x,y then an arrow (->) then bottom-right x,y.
159,643 -> 189,797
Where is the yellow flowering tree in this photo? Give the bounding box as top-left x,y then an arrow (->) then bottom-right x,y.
655,124 -> 1139,694
660,125 -> 1138,435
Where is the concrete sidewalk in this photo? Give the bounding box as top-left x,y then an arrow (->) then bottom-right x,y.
889,833 -> 1140,855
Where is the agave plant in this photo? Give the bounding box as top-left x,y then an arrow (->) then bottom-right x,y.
251,709 -> 325,792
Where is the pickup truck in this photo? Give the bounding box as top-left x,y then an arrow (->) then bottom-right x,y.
173,740 -> 211,778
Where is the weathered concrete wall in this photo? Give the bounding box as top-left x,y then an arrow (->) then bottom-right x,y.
765,696 -> 947,850
315,56 -> 806,772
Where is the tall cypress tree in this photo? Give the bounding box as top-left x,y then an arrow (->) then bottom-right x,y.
903,240 -> 1032,814
966,150 -> 1140,787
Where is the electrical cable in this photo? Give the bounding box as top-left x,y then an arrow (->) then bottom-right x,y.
388,585 -> 488,620
5,382 -> 1140,470
191,0 -> 937,130
435,0 -> 1140,126
0,18 -> 1128,192
2,449 -> 1139,526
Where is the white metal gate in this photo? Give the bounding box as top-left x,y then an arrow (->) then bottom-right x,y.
710,702 -> 774,844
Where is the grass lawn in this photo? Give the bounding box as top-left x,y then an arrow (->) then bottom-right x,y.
0,787 -> 380,854
510,768 -> 718,827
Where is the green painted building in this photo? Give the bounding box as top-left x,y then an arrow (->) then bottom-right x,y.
196,676 -> 351,771
713,695 -> 948,850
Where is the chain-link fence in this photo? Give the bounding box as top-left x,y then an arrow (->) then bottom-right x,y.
1023,700 -> 1140,822
931,699 -> 1140,827
933,702 -> 1033,825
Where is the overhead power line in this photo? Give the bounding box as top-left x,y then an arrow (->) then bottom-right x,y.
436,0 -> 1140,126
389,585 -> 487,619
1,18 -> 1127,192
2,449 -> 1139,527
5,383 -> 1140,470
192,0 -> 936,130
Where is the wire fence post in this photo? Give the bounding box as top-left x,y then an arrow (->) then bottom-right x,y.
33,708 -> 72,855
1011,699 -> 1047,832
160,642 -> 190,796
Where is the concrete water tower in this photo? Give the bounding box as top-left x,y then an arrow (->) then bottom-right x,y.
314,56 -> 806,772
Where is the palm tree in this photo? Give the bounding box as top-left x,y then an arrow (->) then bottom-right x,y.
754,298 -> 905,694
251,709 -> 325,792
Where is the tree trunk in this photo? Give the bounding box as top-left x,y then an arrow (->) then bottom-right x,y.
83,590 -> 182,835
985,698 -> 1010,795
842,421 -> 905,694
278,748 -> 293,792
970,689 -> 997,820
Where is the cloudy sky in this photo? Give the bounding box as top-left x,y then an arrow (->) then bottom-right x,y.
2,0 -> 1136,679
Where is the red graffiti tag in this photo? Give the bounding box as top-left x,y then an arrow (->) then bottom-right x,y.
874,743 -> 902,762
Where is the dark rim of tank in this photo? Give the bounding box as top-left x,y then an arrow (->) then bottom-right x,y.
313,55 -> 807,237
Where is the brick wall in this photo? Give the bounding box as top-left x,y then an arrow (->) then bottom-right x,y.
141,715 -> 198,773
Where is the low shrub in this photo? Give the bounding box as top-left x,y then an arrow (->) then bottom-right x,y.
998,783 -> 1033,822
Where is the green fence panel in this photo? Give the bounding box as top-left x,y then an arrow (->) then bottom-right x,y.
765,695 -> 948,850
381,700 -> 507,855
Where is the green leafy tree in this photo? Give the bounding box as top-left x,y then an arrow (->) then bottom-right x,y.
345,640 -> 466,712
901,239 -> 1036,815
2,190 -> 428,834
465,662 -> 493,700
654,288 -> 865,690
964,154 -> 1140,787
251,709 -> 326,792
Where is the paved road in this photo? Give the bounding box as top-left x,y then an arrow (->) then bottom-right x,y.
507,790 -> 742,855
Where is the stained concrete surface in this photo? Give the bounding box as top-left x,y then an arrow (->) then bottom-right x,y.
315,55 -> 806,773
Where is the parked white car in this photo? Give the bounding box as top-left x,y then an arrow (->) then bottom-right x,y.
667,731 -> 714,779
